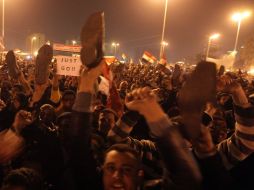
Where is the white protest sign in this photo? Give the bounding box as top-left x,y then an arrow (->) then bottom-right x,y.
55,56 -> 82,76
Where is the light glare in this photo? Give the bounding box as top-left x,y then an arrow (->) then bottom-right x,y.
209,33 -> 220,40
232,11 -> 251,22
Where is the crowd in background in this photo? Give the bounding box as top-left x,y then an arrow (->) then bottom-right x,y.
0,49 -> 254,190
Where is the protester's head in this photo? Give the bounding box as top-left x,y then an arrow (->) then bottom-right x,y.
1,168 -> 44,190
130,84 -> 137,92
12,84 -> 25,95
98,108 -> 118,136
103,144 -> 143,190
39,104 -> 56,125
56,112 -> 72,143
217,93 -> 233,111
61,90 -> 76,111
161,76 -> 172,90
210,117 -> 228,144
12,93 -> 28,111
1,80 -> 12,90
119,81 -> 128,92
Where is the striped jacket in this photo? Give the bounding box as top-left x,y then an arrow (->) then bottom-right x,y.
218,104 -> 254,169
107,113 -> 163,180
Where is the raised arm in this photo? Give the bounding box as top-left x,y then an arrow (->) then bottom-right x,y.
217,75 -> 254,169
68,61 -> 104,189
18,71 -> 33,97
50,62 -> 61,104
125,87 -> 202,190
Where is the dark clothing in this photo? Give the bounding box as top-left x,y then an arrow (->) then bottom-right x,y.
12,123 -> 64,190
67,92 -> 201,190
195,152 -> 233,190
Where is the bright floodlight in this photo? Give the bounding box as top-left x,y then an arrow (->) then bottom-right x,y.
161,41 -> 169,46
32,36 -> 37,40
209,33 -> 220,40
232,11 -> 251,22
112,42 -> 119,47
243,11 -> 251,18
248,68 -> 254,76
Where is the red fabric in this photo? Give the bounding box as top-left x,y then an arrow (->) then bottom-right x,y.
107,82 -> 124,117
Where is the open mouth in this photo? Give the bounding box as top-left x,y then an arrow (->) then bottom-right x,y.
111,183 -> 125,190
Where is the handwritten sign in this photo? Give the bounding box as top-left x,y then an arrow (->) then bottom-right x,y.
55,56 -> 81,76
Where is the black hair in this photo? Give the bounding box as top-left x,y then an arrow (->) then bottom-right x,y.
104,144 -> 141,167
15,92 -> 29,109
1,168 -> 44,190
13,84 -> 25,93
100,108 -> 119,121
62,90 -> 76,100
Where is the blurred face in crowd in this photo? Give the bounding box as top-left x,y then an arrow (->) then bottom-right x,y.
12,96 -> 21,110
161,77 -> 172,90
11,88 -> 21,97
62,94 -> 75,111
98,111 -> 116,136
119,81 -> 128,92
40,105 -> 55,125
103,150 -> 142,190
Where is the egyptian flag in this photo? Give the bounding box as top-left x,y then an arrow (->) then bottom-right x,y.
142,51 -> 157,64
101,57 -> 114,82
104,56 -> 116,66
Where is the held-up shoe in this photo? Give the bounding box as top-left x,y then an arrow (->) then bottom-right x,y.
218,65 -> 225,76
178,61 -> 216,140
6,50 -> 19,79
35,44 -> 53,85
80,11 -> 105,68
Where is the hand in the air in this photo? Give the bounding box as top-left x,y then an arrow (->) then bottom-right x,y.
125,87 -> 165,122
13,110 -> 33,133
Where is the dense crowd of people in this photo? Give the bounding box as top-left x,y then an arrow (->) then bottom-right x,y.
0,45 -> 254,190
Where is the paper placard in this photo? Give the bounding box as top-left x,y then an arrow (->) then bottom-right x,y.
55,56 -> 81,76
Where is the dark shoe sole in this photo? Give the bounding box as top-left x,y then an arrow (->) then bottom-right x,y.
6,50 -> 19,79
178,61 -> 217,139
35,44 -> 53,85
80,11 -> 105,68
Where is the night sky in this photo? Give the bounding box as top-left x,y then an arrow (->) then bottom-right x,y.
3,0 -> 254,62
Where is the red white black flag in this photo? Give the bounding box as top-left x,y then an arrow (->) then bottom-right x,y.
141,51 -> 157,64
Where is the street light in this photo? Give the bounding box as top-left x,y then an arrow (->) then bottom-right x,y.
161,41 -> 168,55
31,36 -> 37,54
231,11 -> 251,52
206,33 -> 220,60
160,0 -> 169,58
33,51 -> 38,57
72,40 -> 77,45
1,0 -> 4,49
111,42 -> 120,56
